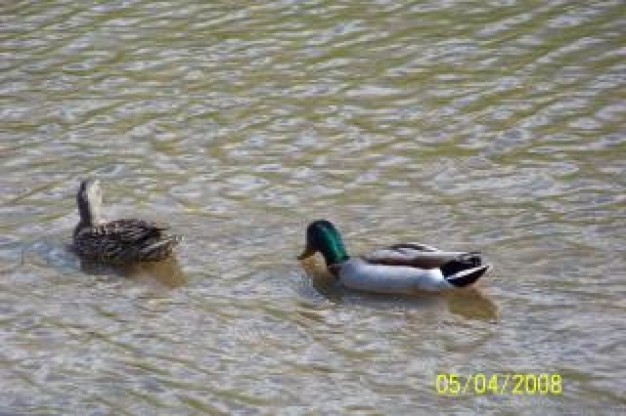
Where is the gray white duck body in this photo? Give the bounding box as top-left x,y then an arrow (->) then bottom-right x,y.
298,220 -> 492,294
73,178 -> 181,263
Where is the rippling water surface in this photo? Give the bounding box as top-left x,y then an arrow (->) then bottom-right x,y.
1,1 -> 625,414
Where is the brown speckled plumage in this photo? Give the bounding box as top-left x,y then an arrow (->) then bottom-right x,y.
72,179 -> 181,263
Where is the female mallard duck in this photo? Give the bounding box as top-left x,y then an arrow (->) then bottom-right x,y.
298,220 -> 492,293
73,178 -> 181,263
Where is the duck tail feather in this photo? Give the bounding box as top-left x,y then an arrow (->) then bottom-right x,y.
459,252 -> 482,266
443,264 -> 492,288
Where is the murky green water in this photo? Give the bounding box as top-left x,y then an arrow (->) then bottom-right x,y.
1,1 -> 625,414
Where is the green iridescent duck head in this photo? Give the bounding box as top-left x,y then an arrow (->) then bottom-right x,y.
298,220 -> 350,270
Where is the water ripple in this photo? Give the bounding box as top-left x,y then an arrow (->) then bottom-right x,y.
1,0 -> 625,414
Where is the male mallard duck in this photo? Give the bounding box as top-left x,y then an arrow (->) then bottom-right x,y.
73,178 -> 181,263
298,220 -> 492,293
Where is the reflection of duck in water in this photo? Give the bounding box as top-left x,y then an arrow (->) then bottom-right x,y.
298,220 -> 492,294
79,256 -> 187,289
73,179 -> 181,264
445,289 -> 499,322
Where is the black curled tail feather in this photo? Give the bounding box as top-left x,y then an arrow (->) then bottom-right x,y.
459,252 -> 482,267
441,254 -> 491,288
440,254 -> 481,277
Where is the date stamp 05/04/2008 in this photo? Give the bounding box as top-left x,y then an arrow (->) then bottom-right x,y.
435,373 -> 563,396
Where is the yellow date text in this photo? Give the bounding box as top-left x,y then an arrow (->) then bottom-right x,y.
435,373 -> 563,396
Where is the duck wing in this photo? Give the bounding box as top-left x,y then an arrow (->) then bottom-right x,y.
362,242 -> 482,269
74,219 -> 180,263
98,219 -> 169,241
